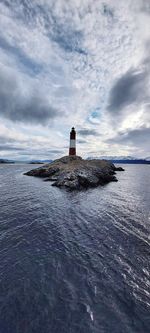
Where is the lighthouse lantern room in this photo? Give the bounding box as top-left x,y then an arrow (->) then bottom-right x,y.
69,127 -> 76,156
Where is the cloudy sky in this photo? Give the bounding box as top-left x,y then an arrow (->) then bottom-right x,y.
0,0 -> 150,160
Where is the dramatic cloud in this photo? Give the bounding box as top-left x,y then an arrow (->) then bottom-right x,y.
78,129 -> 100,136
0,66 -> 60,124
0,0 -> 149,159
141,0 -> 150,15
77,139 -> 87,144
107,68 -> 149,113
105,126 -> 150,156
0,145 -> 24,151
106,126 -> 150,143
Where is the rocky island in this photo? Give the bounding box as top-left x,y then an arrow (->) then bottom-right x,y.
24,155 -> 124,190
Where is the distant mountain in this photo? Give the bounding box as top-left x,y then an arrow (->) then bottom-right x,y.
87,156 -> 150,164
0,158 -> 53,164
29,159 -> 53,164
0,158 -> 15,164
87,155 -> 135,160
110,159 -> 150,164
1,156 -> 149,164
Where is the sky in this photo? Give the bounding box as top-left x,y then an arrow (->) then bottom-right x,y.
0,0 -> 150,160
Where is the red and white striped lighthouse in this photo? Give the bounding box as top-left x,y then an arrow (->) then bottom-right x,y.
69,127 -> 76,156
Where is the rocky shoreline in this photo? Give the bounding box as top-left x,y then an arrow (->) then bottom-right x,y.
24,155 -> 124,190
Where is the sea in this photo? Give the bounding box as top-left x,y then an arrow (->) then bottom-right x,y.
0,164 -> 149,333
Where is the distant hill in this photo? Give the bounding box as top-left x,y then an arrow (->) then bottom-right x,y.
0,158 -> 53,164
110,159 -> 150,164
0,159 -> 15,164
29,159 -> 53,164
1,156 -> 150,164
87,156 -> 150,164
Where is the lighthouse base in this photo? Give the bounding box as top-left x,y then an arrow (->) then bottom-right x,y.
69,148 -> 76,156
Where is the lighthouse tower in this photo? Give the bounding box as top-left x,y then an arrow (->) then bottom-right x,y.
69,127 -> 76,156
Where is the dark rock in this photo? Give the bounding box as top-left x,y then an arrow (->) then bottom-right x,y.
25,166 -> 59,177
24,155 -> 124,190
114,166 -> 125,171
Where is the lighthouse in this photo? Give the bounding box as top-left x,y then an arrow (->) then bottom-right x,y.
69,127 -> 76,156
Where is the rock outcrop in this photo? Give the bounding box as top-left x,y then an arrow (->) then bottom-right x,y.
24,156 -> 124,190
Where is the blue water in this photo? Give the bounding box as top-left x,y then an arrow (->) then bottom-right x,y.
0,164 -> 149,333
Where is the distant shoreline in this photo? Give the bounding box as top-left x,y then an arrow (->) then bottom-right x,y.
107,160 -> 150,164
0,159 -> 150,165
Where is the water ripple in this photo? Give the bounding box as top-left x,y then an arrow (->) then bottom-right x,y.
0,164 -> 149,333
